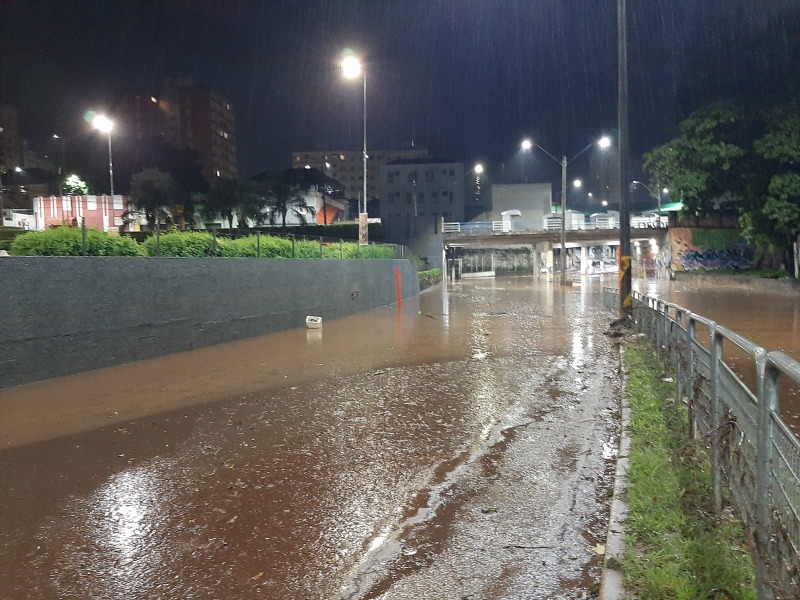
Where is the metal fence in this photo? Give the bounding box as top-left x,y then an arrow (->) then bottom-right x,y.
603,287 -> 800,599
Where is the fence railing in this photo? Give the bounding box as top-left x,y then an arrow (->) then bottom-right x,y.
443,217 -> 667,235
603,287 -> 800,599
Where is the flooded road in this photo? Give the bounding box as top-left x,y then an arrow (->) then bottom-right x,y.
633,275 -> 800,433
0,278 -> 620,599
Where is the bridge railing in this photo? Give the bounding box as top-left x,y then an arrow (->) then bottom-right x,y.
603,286 -> 800,598
443,218 -> 667,235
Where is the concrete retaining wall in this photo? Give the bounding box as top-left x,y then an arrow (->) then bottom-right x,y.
0,257 -> 419,389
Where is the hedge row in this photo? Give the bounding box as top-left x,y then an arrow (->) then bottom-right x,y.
9,228 -> 397,259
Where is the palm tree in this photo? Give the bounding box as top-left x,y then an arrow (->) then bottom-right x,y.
129,168 -> 178,231
203,178 -> 265,229
263,172 -> 315,228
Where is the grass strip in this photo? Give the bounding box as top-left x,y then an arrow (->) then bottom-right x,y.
622,337 -> 756,599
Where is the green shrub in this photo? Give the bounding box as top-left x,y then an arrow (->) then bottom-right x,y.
419,268 -> 442,289
142,231 -> 215,257
9,227 -> 144,256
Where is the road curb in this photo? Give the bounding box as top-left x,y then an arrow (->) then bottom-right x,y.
599,343 -> 630,600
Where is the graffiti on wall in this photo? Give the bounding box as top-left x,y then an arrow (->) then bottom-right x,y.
670,227 -> 754,272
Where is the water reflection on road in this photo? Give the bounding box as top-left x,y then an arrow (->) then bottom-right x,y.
1,278 -> 621,599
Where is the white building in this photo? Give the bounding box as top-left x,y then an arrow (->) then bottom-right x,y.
291,148 -> 428,206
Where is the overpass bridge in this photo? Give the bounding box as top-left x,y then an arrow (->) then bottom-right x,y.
441,220 -> 668,276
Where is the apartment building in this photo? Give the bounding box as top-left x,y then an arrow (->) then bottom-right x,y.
291,147 -> 428,204
115,83 -> 238,185
378,158 -> 465,223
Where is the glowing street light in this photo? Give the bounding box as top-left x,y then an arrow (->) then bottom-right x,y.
474,163 -> 484,175
632,180 -> 668,214
92,114 -> 115,201
521,136 -> 613,284
341,52 -> 368,244
572,179 -> 582,188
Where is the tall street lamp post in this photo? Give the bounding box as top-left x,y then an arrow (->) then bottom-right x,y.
342,54 -> 368,245
92,115 -> 114,201
631,180 -> 669,223
52,134 -> 66,197
521,136 -> 611,285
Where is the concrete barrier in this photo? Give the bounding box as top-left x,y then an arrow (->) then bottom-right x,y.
0,257 -> 419,388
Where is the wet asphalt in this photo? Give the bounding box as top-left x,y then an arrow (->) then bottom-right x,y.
2,276 -> 624,599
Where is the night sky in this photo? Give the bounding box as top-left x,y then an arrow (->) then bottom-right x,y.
1,0 -> 798,194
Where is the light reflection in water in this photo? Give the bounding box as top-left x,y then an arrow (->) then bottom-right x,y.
88,465 -> 171,595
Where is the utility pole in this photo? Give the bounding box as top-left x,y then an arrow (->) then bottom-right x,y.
618,0 -> 632,316
560,155 -> 567,285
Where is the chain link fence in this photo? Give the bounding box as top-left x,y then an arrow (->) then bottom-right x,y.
604,287 -> 800,599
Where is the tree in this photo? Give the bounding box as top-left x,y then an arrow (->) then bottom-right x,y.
644,101 -> 799,272
130,169 -> 178,231
643,102 -> 753,216
753,108 -> 800,267
63,174 -> 89,195
202,178 -> 265,229
263,171 -> 314,229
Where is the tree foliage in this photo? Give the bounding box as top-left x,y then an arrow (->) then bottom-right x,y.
202,178 -> 265,228
644,102 -> 800,270
130,168 -> 178,230
262,171 -> 314,228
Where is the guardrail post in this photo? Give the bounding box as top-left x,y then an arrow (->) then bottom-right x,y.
257,231 -> 261,257
340,239 -> 344,259
655,300 -> 663,351
709,323 -> 723,511
685,313 -> 696,441
755,350 -> 776,600
81,217 -> 87,256
292,234 -> 296,258
319,236 -> 324,259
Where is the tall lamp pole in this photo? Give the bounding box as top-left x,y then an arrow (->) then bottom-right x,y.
618,0 -> 631,316
92,115 -> 114,200
342,54 -> 368,245
522,136 -> 611,285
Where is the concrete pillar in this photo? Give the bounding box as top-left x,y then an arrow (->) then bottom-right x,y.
580,245 -> 588,275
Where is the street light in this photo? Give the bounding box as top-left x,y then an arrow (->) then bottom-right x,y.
341,53 -> 368,245
631,180 -> 667,214
572,179 -> 582,188
521,136 -> 612,284
92,115 -> 114,201
52,134 -> 66,197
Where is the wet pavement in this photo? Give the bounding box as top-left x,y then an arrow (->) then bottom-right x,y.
0,278 -> 621,599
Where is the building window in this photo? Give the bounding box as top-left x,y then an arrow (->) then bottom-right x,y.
425,170 -> 434,182
407,170 -> 417,183
387,172 -> 394,183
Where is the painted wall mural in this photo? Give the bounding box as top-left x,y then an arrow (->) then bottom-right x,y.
669,227 -> 754,272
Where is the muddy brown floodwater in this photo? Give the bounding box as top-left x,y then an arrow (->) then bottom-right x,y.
634,276 -> 800,434
0,278 -> 622,599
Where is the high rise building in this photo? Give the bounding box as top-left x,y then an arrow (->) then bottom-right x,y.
177,86 -> 237,183
114,82 -> 238,185
0,103 -> 21,172
292,147 -> 428,205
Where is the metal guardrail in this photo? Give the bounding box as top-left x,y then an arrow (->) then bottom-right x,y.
443,218 -> 667,235
603,287 -> 800,598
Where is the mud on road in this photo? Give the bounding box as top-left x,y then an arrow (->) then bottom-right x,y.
1,278 -> 621,599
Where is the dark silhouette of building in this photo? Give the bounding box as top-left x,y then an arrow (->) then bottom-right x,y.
115,81 -> 238,185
